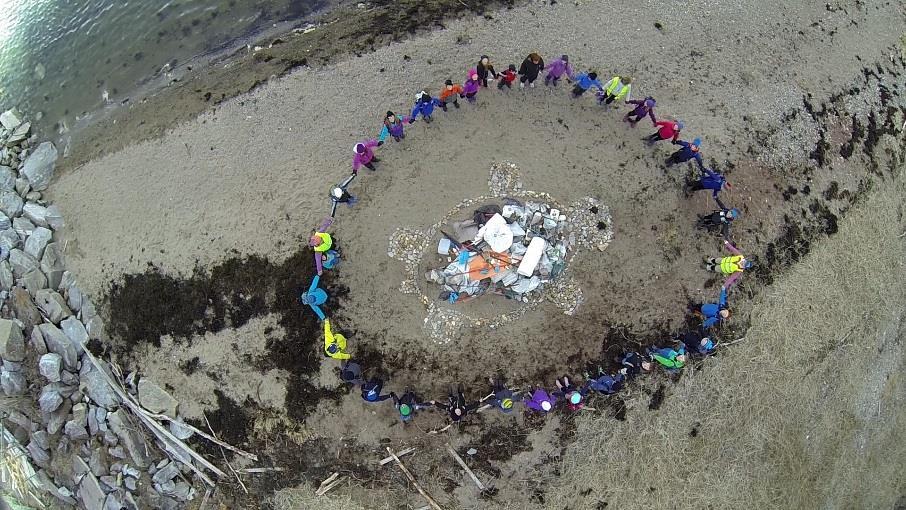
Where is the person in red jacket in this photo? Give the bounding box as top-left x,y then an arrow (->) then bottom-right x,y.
647,120 -> 683,144
497,64 -> 518,90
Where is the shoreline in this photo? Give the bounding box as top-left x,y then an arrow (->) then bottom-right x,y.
59,0 -> 517,172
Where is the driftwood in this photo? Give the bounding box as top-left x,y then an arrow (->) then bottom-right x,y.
82,350 -> 226,485
378,447 -> 416,466
445,445 -> 487,491
386,447 -> 444,510
316,472 -> 345,496
144,411 -> 258,461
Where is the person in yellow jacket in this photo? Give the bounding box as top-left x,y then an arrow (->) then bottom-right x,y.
309,230 -> 333,275
704,240 -> 752,289
598,75 -> 632,105
323,319 -> 350,360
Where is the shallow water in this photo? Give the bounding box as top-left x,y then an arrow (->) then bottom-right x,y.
0,0 -> 324,139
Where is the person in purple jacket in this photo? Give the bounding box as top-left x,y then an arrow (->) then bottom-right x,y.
463,70 -> 481,103
351,140 -> 379,174
624,97 -> 657,127
524,387 -> 556,413
544,54 -> 574,87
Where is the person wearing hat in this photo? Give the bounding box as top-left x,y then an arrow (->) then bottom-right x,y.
624,96 -> 658,127
409,91 -> 442,123
310,229 -> 334,275
497,64 -> 518,90
438,80 -> 464,110
648,119 -> 684,144
688,166 -> 730,201
696,204 -> 739,241
524,386 -> 557,413
329,174 -> 357,218
571,71 -> 604,97
553,376 -> 586,411
543,54 -> 574,87
351,139 -> 380,174
475,55 -> 498,87
518,52 -> 545,88
704,240 -> 751,289
391,389 -> 430,423
340,361 -> 364,386
361,377 -> 393,403
678,330 -> 716,356
618,351 -> 653,378
583,369 -> 625,395
299,274 -> 328,321
378,111 -> 408,144
599,75 -> 632,105
431,385 -> 479,422
488,378 -> 522,414
462,70 -> 481,103
323,319 -> 351,360
697,286 -> 730,330
648,345 -> 687,371
667,137 -> 705,170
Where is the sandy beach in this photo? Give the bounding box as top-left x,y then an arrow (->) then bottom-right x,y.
29,0 -> 906,508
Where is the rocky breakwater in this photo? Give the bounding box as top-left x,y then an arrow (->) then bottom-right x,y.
0,109 -> 205,509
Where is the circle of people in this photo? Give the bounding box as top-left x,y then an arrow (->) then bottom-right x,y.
299,52 -> 748,424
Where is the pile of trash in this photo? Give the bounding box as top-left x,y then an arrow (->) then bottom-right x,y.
425,200 -> 575,304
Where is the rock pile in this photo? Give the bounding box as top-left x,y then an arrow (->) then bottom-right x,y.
0,110 -> 203,509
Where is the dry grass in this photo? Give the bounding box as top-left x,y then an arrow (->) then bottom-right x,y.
544,169 -> 906,509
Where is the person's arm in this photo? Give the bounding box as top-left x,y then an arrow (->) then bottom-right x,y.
309,275 -> 321,293
671,131 -> 679,143
518,60 -> 528,75
378,124 -> 390,143
621,84 -> 631,102
310,303 -> 326,321
720,222 -> 730,241
489,64 -> 498,78
330,201 -> 339,218
719,286 -> 728,307
314,252 -> 323,275
323,319 -> 332,341
648,108 -> 657,126
375,393 -> 392,402
566,64 -> 575,80
714,196 -> 727,210
695,153 -> 706,171
352,155 -> 361,172
464,402 -> 480,413
409,105 -> 420,122
627,98 -> 642,106
723,240 -> 742,255
365,139 -> 378,149
655,120 -> 669,128
723,272 -> 741,289
390,392 -> 400,406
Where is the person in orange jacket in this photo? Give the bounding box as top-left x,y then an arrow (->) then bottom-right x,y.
439,79 -> 464,110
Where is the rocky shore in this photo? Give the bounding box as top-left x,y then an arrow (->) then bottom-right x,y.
1,111 -> 209,509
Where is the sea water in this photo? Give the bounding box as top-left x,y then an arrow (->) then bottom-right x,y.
0,0 -> 325,139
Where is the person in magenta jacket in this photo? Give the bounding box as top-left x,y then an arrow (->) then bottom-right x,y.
624,97 -> 657,127
463,70 -> 481,103
543,54 -> 574,87
351,139 -> 379,174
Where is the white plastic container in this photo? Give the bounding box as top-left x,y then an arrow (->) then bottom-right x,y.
517,237 -> 546,276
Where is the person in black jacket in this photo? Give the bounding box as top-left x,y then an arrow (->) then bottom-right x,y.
476,55 -> 498,87
518,52 -> 545,88
430,384 -> 479,422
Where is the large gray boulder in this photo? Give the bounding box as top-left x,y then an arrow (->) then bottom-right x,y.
0,228 -> 18,252
1,366 -> 26,395
0,260 -> 12,290
81,362 -> 119,408
78,472 -> 106,510
21,268 -> 48,296
22,202 -> 48,227
44,204 -> 64,231
138,378 -> 179,416
12,217 -> 34,240
61,316 -> 89,349
38,323 -> 79,370
0,318 -> 25,361
106,409 -> 149,468
9,287 -> 42,334
24,226 -> 52,259
7,122 -> 30,145
0,109 -> 21,130
34,288 -> 72,324
40,242 -> 65,290
9,248 -> 38,276
0,166 -> 14,192
20,142 -> 57,191
38,384 -> 63,412
0,211 -> 10,231
0,190 -> 23,217
39,353 -> 62,382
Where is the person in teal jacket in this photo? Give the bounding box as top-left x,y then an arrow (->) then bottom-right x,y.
299,275 -> 327,320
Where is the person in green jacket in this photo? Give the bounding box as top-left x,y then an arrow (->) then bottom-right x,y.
598,75 -> 632,105
647,345 -> 687,371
